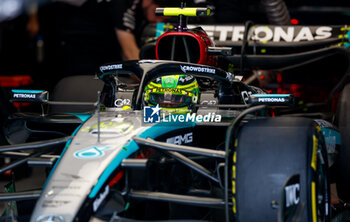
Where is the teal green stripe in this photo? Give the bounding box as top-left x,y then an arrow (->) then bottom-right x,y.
344,30 -> 350,48
11,89 -> 44,93
253,94 -> 291,98
67,113 -> 92,122
156,22 -> 165,39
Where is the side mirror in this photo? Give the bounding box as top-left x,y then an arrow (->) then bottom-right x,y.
248,94 -> 294,107
10,89 -> 48,104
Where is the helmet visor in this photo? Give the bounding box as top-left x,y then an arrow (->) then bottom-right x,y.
148,91 -> 193,108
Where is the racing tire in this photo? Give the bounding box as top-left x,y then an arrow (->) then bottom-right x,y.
335,83 -> 350,202
233,117 -> 330,222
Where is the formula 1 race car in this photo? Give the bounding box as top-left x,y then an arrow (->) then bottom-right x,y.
0,4 -> 350,222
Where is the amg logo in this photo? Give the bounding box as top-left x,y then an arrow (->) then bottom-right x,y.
180,65 -> 215,74
258,98 -> 285,102
166,132 -> 193,145
100,64 -> 123,72
285,183 -> 300,207
13,93 -> 35,99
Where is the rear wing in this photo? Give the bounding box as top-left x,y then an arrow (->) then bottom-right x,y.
188,25 -> 349,46
146,24 -> 350,53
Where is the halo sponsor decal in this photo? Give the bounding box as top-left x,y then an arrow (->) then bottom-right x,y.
100,64 -> 123,72
74,146 -> 114,159
180,65 -> 216,74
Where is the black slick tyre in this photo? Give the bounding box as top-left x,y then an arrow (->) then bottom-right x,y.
335,83 -> 350,202
232,117 -> 330,222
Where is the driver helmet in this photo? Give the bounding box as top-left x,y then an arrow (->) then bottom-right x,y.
144,75 -> 199,114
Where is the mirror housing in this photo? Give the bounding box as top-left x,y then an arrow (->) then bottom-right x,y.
248,94 -> 294,107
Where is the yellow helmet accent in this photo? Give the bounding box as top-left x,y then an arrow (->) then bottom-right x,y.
122,105 -> 132,110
